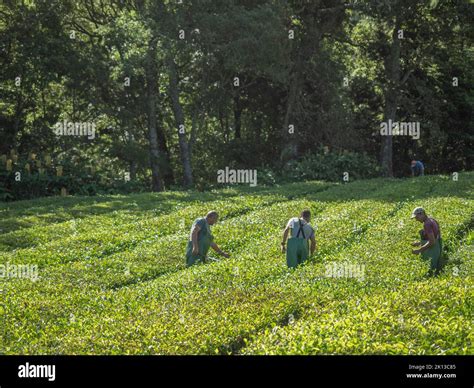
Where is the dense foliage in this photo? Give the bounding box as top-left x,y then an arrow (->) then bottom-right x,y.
0,1 -> 472,198
0,172 -> 472,354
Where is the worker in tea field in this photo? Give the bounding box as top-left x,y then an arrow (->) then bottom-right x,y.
186,211 -> 230,266
411,160 -> 425,177
411,207 -> 444,275
281,209 -> 316,268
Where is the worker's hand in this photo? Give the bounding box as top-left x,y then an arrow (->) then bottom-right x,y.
411,241 -> 421,247
221,251 -> 230,258
412,248 -> 421,255
281,243 -> 286,253
192,247 -> 199,256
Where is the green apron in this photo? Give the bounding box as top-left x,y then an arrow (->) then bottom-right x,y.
421,238 -> 443,274
286,219 -> 309,268
186,220 -> 213,267
286,237 -> 309,268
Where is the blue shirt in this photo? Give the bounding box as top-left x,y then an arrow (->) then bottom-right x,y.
411,161 -> 424,175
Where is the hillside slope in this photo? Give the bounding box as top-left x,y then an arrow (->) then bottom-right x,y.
0,173 -> 473,354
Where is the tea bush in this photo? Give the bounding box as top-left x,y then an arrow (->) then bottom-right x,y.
0,173 -> 472,355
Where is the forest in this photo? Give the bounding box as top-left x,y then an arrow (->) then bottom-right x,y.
0,0 -> 472,200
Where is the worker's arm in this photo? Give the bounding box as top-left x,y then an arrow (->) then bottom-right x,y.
191,225 -> 201,255
211,242 -> 230,258
281,227 -> 290,253
310,236 -> 316,255
412,231 -> 435,254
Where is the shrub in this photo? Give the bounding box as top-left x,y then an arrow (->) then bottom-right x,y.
280,148 -> 380,182
0,155 -> 148,201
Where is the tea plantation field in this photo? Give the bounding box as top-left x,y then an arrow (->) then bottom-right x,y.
0,173 -> 472,355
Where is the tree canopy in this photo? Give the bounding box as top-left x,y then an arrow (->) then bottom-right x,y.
0,0 -> 472,199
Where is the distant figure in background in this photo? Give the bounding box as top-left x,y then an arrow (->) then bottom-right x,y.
411,207 -> 444,276
186,211 -> 230,267
281,209 -> 316,268
411,160 -> 425,177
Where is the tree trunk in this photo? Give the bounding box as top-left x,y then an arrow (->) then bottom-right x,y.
380,20 -> 401,178
281,28 -> 321,163
189,107 -> 198,156
145,38 -> 164,192
155,121 -> 175,186
167,56 -> 194,188
381,101 -> 396,177
233,94 -> 242,139
281,68 -> 300,162
129,160 -> 137,181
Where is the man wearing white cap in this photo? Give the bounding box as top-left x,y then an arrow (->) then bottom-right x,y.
411,207 -> 443,275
